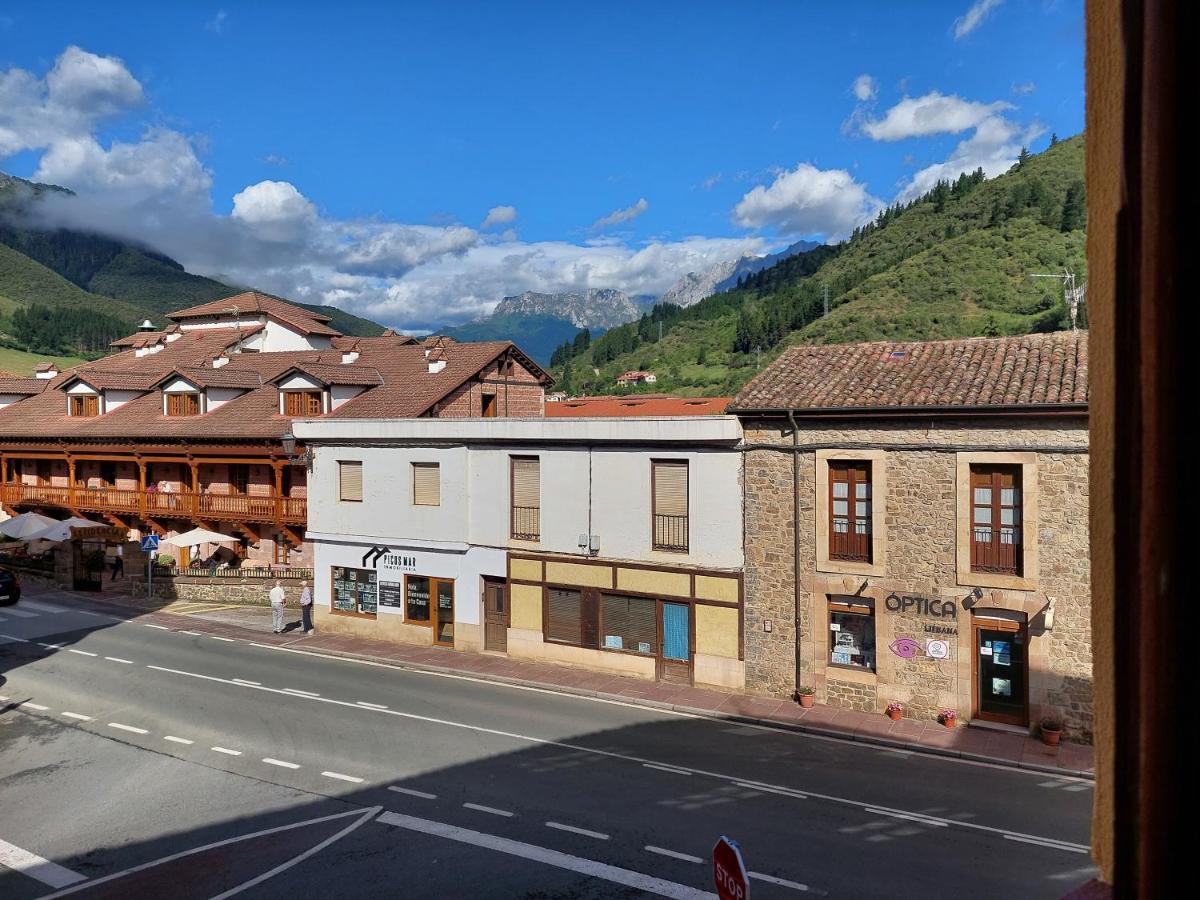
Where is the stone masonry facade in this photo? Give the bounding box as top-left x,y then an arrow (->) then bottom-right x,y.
741,416 -> 1093,742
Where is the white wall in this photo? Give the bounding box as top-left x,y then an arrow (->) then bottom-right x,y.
161,377 -> 199,393
277,373 -> 323,391
330,385 -> 365,410
0,393 -> 28,410
66,382 -> 98,395
207,387 -> 244,411
104,389 -> 144,412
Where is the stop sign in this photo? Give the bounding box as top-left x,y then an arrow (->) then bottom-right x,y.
713,836 -> 749,900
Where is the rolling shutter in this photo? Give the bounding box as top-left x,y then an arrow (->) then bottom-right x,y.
511,456 -> 540,539
412,462 -> 440,506
339,461 -> 363,502
546,588 -> 581,644
601,594 -> 656,655
653,461 -> 688,517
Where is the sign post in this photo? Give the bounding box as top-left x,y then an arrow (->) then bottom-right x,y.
713,836 -> 749,900
141,534 -> 160,599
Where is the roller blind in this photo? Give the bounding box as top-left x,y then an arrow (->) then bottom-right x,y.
339,460 -> 363,502
412,462 -> 440,506
511,457 -> 540,508
653,461 -> 688,517
546,588 -> 581,644
601,594 -> 656,655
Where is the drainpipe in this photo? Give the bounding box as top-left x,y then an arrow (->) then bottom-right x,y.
787,410 -> 802,699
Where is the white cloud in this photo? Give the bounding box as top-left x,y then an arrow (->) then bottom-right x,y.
1012,81 -> 1036,96
698,173 -> 722,191
861,91 -> 1013,141
231,180 -> 317,242
481,205 -> 517,228
852,74 -> 878,102
954,0 -> 1003,40
894,114 -> 1044,202
263,153 -> 288,166
592,197 -> 648,229
206,10 -> 228,34
732,164 -> 882,240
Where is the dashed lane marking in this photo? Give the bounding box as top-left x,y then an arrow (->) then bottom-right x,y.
387,786 -> 436,799
232,679 -> 261,686
645,846 -> 703,864
546,822 -> 609,840
141,623 -> 170,630
643,763 -> 691,776
164,735 -> 194,745
865,807 -> 949,828
356,701 -> 388,709
0,838 -> 86,889
61,711 -> 92,721
212,746 -> 242,756
733,781 -> 809,800
104,656 -> 134,664
750,871 -> 810,892
262,758 -> 301,770
24,702 -> 49,711
321,771 -> 363,784
37,642 -> 66,650
16,599 -> 68,613
67,649 -> 97,657
1003,833 -> 1091,854
209,636 -> 237,642
463,803 -> 513,817
108,722 -> 148,735
283,688 -> 319,697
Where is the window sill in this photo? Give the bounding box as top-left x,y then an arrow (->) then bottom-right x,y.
958,570 -> 1037,592
816,556 -> 886,578
330,607 -> 376,619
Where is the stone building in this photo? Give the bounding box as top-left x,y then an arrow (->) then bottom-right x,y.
730,332 -> 1092,740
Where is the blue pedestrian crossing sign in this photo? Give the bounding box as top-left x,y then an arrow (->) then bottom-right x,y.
140,535 -> 160,552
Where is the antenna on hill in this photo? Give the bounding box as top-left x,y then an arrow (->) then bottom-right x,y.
753,345 -> 762,371
1029,270 -> 1086,331
822,284 -> 830,318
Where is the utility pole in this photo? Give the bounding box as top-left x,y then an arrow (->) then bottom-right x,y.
754,345 -> 762,371
1029,270 -> 1087,331
822,284 -> 829,318
658,321 -> 663,341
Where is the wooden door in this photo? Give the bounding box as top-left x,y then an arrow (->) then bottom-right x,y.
484,580 -> 508,652
972,616 -> 1029,725
657,601 -> 693,685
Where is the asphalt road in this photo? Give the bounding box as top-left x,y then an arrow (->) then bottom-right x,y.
0,592 -> 1098,898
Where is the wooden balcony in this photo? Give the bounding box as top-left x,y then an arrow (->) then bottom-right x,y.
0,482 -> 306,526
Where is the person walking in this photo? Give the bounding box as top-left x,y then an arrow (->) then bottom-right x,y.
269,580 -> 286,633
299,580 -> 314,634
110,545 -> 124,581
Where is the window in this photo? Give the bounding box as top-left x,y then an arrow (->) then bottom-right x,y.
970,465 -> 1022,575
652,460 -> 689,551
546,587 -> 582,645
600,594 -> 656,655
228,464 -> 250,495
166,392 -> 200,417
828,597 -> 875,671
510,456 -> 540,540
338,460 -> 363,502
69,394 -> 99,417
412,462 -> 440,506
481,393 -> 498,417
829,461 -> 872,562
404,575 -> 432,623
283,390 -> 323,416
331,566 -> 377,615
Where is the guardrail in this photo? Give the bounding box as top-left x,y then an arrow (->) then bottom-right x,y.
150,566 -> 314,580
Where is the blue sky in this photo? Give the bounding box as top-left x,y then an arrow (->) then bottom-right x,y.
0,0 -> 1084,330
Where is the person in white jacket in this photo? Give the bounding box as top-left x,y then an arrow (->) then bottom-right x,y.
269,581 -> 286,633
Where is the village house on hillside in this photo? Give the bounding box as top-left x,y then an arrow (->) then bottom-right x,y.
615,370 -> 657,385
0,291 -> 551,573
730,331 -> 1092,740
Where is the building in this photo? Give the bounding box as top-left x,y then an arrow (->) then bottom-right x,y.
546,395 -> 730,417
615,370 -> 657,385
293,416 -> 746,689
730,332 -> 1092,738
0,291 -> 550,566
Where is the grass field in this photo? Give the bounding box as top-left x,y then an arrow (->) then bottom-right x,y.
0,344 -> 85,375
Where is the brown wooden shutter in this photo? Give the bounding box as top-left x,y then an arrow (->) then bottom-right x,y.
339,461 -> 363,502
412,462 -> 440,506
546,588 -> 581,644
652,461 -> 688,549
511,456 -> 540,539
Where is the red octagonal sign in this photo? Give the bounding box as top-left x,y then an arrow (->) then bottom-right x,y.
713,835 -> 749,900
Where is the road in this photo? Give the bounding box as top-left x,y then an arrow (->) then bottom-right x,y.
1,591 -> 1098,898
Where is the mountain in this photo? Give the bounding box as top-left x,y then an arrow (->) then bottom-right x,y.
440,313 -> 592,366
489,289 -> 640,329
659,240 -> 821,309
549,135 -> 1087,398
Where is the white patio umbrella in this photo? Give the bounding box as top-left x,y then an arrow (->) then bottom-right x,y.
0,512 -> 58,540
161,527 -> 240,547
25,516 -> 107,544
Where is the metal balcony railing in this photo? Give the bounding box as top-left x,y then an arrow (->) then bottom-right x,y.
652,514 -> 689,552
511,506 -> 540,541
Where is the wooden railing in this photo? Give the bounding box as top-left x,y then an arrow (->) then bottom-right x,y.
0,483 -> 306,525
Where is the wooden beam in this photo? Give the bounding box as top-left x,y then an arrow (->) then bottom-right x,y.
233,521 -> 260,544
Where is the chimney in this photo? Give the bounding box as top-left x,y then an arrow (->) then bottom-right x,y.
428,358 -> 447,374
341,344 -> 360,364
35,362 -> 59,379
213,354 -> 230,368
137,319 -> 155,332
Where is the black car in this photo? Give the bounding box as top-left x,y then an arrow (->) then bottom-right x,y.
0,567 -> 20,605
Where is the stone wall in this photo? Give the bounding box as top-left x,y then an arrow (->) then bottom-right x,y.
129,573 -> 310,605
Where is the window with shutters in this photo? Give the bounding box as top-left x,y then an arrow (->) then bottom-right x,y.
652,460 -> 689,551
283,390 -> 323,416
481,393 -> 498,417
510,456 -> 540,540
166,392 -> 201,417
338,460 -> 363,502
69,394 -> 100,417
546,587 -> 582,645
412,462 -> 440,506
829,461 -> 872,562
600,594 -> 657,655
970,465 -> 1022,575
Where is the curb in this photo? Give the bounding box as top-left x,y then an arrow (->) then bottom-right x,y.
46,589 -> 1095,781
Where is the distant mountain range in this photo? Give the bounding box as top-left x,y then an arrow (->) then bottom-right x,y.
659,240 -> 820,308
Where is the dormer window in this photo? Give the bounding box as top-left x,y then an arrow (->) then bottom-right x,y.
69,395 -> 100,417
166,392 -> 201,416
283,390 -> 323,416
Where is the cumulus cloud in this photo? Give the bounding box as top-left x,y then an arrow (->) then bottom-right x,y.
231,180 -> 317,242
732,164 -> 882,240
852,74 -> 878,102
862,91 -> 1013,141
895,114 -> 1043,202
954,0 -> 1003,40
592,197 -> 648,229
481,205 -> 517,228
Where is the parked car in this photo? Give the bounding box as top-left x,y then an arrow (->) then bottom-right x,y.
0,567 -> 20,605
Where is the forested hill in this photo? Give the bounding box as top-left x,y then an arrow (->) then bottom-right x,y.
550,134 -> 1086,397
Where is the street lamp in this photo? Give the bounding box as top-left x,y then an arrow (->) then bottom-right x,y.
279,430 -> 312,470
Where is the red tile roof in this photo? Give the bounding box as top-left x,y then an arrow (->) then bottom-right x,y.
271,363 -> 385,388
168,291 -> 341,337
546,396 -> 731,417
731,332 -> 1088,414
0,378 -> 50,395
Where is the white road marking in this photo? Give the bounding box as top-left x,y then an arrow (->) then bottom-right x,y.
750,871 -> 810,892
865,807 -> 949,828
643,763 -> 692,776
0,632 -> 30,642
141,623 -> 170,630
283,688 -> 319,696
61,712 -> 92,721
464,803 -> 513,817
322,771 -> 363,783
645,846 -> 703,863
1,607 -> 37,618
38,807 -> 377,899
387,786 -> 436,799
1003,833 -> 1091,854
0,838 -> 86,889
232,678 -> 261,686
212,746 -> 242,756
144,662 -> 1091,854
180,631 -> 202,636
18,599 -> 68,613
37,642 -> 66,650
546,821 -> 609,840
356,701 -> 388,709
66,649 -> 97,657
209,636 -> 237,642
24,702 -> 49,711
734,781 -> 809,800
104,657 -> 134,664
164,735 -> 194,745
108,722 -> 148,735
378,812 -> 714,899
262,757 -> 301,769
0,694 -> 8,701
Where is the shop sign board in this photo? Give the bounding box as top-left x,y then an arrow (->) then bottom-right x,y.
884,592 -> 957,619
926,639 -> 950,659
378,582 -> 403,608
713,836 -> 748,900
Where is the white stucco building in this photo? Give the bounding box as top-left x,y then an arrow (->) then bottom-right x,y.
294,416 -> 747,689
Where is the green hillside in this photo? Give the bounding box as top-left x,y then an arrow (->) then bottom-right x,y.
442,313 -> 599,365
551,135 -> 1086,397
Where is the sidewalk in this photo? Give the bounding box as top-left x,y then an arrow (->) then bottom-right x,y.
42,585 -> 1095,779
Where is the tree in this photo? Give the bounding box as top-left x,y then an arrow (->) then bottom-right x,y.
1060,179 -> 1086,232
1016,146 -> 1031,168
1050,133 -> 1059,146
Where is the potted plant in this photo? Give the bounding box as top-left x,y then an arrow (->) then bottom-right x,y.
1040,717 -> 1064,746
795,686 -> 816,708
938,709 -> 957,729
886,700 -> 903,721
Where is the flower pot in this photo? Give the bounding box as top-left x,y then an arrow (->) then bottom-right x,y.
886,709 -> 902,721
798,694 -> 814,708
1041,727 -> 1062,747
941,717 -> 956,729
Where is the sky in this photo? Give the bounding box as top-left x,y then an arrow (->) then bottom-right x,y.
0,0 -> 1085,332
